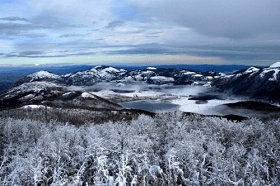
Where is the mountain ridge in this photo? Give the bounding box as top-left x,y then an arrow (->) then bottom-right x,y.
1,62 -> 280,112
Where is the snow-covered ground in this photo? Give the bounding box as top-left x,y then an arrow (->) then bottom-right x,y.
269,61 -> 280,68
81,92 -> 96,99
68,83 -> 243,115
21,105 -> 51,109
171,97 -> 242,115
92,89 -> 166,99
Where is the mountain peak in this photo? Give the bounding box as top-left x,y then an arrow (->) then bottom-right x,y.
28,70 -> 60,80
244,67 -> 260,74
147,67 -> 157,70
269,62 -> 280,68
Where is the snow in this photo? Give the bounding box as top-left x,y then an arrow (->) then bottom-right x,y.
222,74 -> 235,79
81,92 -> 96,99
269,62 -> 280,68
28,71 -> 60,80
147,67 -> 157,70
71,70 -> 98,79
119,76 -> 135,82
171,97 -> 241,115
191,81 -> 199,85
150,76 -> 174,82
205,76 -> 213,80
125,91 -> 164,98
103,67 -> 121,73
92,89 -> 164,99
203,82 -> 212,87
21,105 -> 51,109
19,94 -> 35,101
244,67 -> 260,74
218,72 -> 226,76
260,69 -> 280,81
184,72 -> 196,75
232,73 -> 242,80
62,92 -> 73,96
96,67 -> 126,79
69,66 -> 126,81
67,86 -> 86,91
63,73 -> 72,77
192,74 -> 203,77
32,95 -> 44,101
135,75 -> 143,81
2,81 -> 64,100
269,69 -> 280,81
8,82 -> 62,94
142,71 -> 154,74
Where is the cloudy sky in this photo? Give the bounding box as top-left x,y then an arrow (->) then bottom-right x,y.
1,0 -> 280,66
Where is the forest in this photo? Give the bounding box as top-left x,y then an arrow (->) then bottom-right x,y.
0,110 -> 279,185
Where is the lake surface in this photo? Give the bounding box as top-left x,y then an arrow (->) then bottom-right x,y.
120,100 -> 179,112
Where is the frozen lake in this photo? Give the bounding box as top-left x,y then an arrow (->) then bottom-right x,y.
120,100 -> 179,112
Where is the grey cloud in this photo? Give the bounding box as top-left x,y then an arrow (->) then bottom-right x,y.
6,51 -> 95,58
109,47 -> 176,55
6,52 -> 66,58
106,43 -> 185,55
107,42 -> 280,64
131,0 -> 280,39
72,52 -> 96,56
59,34 -> 81,38
22,33 -> 46,38
9,36 -> 280,65
5,51 -> 46,58
0,22 -> 53,37
149,31 -> 163,35
59,33 -> 92,38
0,15 -> 83,38
0,22 -> 38,37
0,16 -> 29,22
30,15 -> 83,29
19,51 -> 45,56
175,45 -> 280,64
105,21 -> 124,29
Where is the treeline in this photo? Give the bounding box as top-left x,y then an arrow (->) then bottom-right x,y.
0,113 -> 279,185
0,107 -> 154,125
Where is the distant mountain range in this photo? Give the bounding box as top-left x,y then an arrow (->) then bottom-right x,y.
0,64 -> 259,74
9,66 -> 224,87
1,63 -> 280,111
0,64 -> 256,93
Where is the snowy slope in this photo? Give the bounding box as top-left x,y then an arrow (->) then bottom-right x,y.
28,71 -> 61,80
0,80 -> 122,110
214,62 -> 280,102
269,62 -> 280,68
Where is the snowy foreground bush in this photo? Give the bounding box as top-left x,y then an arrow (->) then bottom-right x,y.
0,113 -> 280,185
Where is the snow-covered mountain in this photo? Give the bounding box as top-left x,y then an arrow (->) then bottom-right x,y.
12,66 -> 224,87
214,62 -> 280,102
0,80 -> 122,110
0,66 -> 226,111
2,63 -> 280,111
